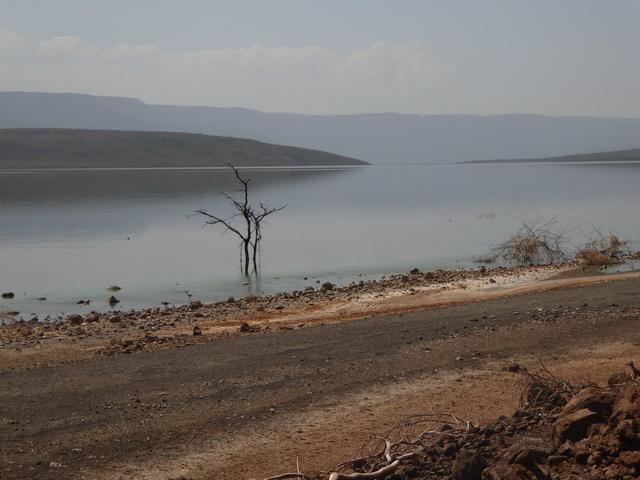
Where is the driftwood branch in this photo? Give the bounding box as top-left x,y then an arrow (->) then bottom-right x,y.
263,474 -> 306,480
328,460 -> 399,480
265,412 -> 471,480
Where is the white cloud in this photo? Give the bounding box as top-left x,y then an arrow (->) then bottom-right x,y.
156,43 -> 333,71
106,43 -> 159,60
35,36 -> 158,61
36,35 -> 100,58
0,29 -> 25,49
2,32 -> 444,114
335,41 -> 439,82
153,41 -> 440,86
27,34 -> 438,86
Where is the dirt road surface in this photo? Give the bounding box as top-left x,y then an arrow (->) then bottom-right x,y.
1,268 -> 640,479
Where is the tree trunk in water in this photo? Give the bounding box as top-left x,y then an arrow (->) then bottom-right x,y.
242,240 -> 250,276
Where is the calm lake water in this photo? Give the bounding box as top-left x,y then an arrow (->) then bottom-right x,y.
1,163 -> 639,319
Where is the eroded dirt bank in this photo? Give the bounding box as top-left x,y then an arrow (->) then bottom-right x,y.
1,264 -> 640,479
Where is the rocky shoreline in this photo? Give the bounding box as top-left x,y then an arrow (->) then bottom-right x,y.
0,262 -> 589,368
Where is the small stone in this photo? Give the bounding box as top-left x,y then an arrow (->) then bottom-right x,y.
513,448 -> 537,465
67,314 -> 83,325
560,386 -> 617,417
240,323 -> 258,333
193,325 -> 202,336
553,408 -> 602,445
107,285 -> 121,291
611,384 -> 640,423
451,450 -> 487,479
619,451 -> 640,469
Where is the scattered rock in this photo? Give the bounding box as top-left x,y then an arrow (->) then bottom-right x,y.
334,374 -> 640,480
67,314 -> 83,325
451,449 -> 487,479
193,325 -> 202,336
610,384 -> 640,424
1,292 -> 15,299
240,322 -> 259,333
108,296 -> 120,304
553,408 -> 602,445
107,286 -> 121,292
559,386 -> 617,417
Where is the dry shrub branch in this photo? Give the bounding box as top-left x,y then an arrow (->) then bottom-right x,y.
487,216 -> 569,264
513,361 -> 591,410
482,216 -> 637,266
575,224 -> 633,265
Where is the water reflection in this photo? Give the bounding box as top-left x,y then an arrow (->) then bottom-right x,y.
1,163 -> 639,319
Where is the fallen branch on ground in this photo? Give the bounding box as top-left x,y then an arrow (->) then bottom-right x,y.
263,474 -> 306,480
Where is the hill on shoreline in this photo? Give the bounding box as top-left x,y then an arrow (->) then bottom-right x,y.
463,147 -> 640,164
4,92 -> 640,164
0,128 -> 367,169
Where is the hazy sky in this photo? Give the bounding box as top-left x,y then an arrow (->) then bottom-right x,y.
2,1 -> 639,117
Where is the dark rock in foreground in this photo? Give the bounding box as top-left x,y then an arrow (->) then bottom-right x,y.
325,369 -> 640,480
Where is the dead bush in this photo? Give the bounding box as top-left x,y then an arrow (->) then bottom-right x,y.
486,216 -> 568,264
577,225 -> 630,259
576,249 -> 620,266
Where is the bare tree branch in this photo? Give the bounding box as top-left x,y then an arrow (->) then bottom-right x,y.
193,164 -> 286,275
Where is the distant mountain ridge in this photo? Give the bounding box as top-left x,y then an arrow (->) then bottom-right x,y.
2,91 -> 640,164
0,129 -> 366,169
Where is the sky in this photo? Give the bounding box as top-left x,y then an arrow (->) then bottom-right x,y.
2,0 -> 640,117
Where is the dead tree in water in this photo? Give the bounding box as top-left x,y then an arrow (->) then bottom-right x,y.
194,164 -> 286,275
